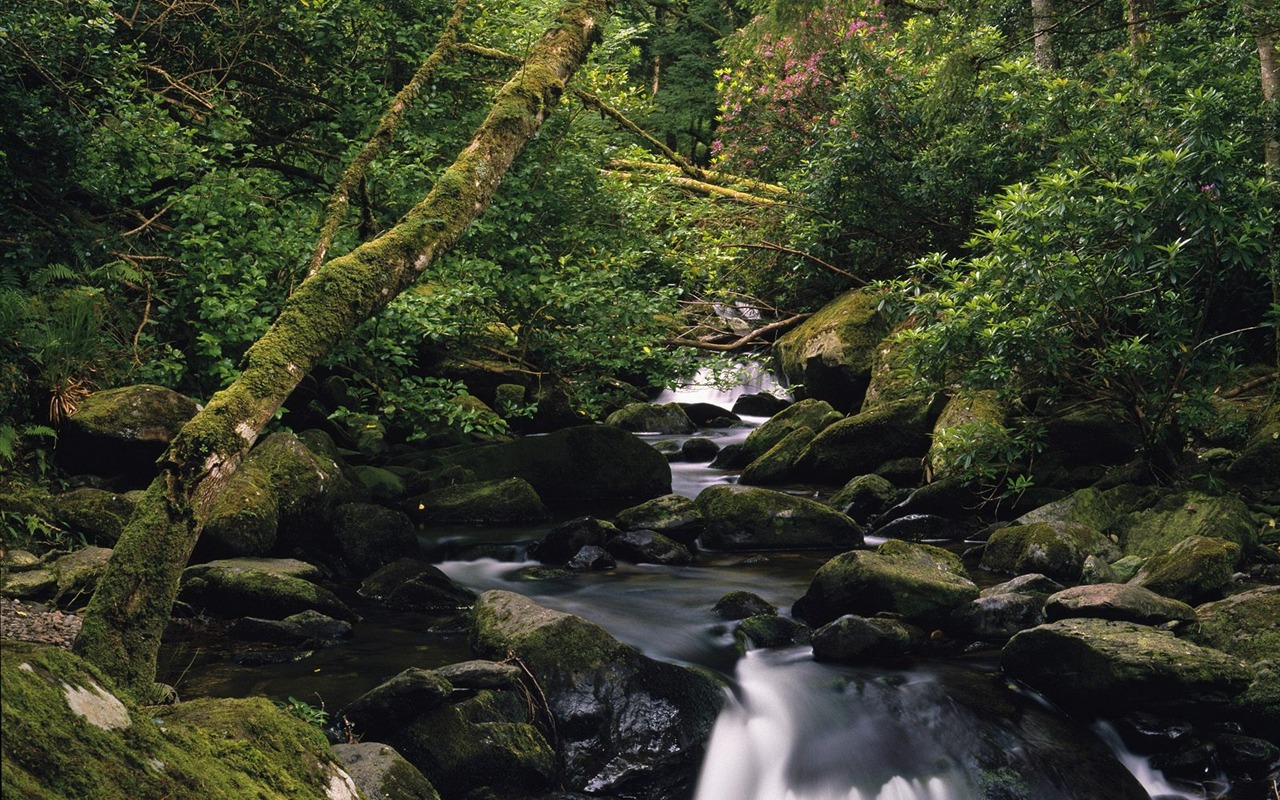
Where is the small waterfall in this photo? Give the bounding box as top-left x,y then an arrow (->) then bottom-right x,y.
654,361 -> 787,410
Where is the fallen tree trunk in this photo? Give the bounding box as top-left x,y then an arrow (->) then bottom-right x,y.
73,0 -> 611,700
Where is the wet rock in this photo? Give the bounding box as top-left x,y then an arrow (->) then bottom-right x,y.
736,615 -> 809,649
680,437 -> 721,462
529,517 -> 619,565
1079,554 -> 1118,584
678,402 -> 740,428
737,399 -> 841,466
1118,491 -> 1256,559
793,540 -> 979,628
57,384 -> 199,485
180,557 -> 356,622
798,398 -> 935,484
980,520 -> 1121,583
712,590 -> 776,620
812,614 -> 927,663
1044,584 -> 1195,625
773,288 -> 888,412
604,402 -> 696,434
358,558 -> 476,612
1001,618 -> 1252,716
827,473 -> 899,523
614,494 -> 703,544
732,393 -> 790,418
342,667 -> 455,740
738,426 -> 814,485
227,609 -> 353,646
332,503 -> 420,577
434,660 -> 523,690
566,545 -> 615,572
470,590 -> 723,798
953,592 -> 1046,642
696,485 -> 863,551
980,573 -> 1065,598
433,425 -> 671,503
408,477 -> 546,525
1129,535 -> 1241,604
604,530 -> 693,566
331,741 -> 443,800
872,514 -> 969,543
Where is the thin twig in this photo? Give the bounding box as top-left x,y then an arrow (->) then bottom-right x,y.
667,312 -> 811,351
723,241 -> 867,285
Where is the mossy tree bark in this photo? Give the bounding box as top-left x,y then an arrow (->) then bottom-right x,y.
72,0 -> 611,701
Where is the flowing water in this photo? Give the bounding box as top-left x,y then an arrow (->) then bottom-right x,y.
167,366 -> 1216,800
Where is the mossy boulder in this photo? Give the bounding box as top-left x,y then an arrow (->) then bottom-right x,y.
793,540 -> 980,628
1,641 -> 355,800
470,590 -> 723,797
738,426 -> 815,485
50,546 -> 114,607
52,488 -> 135,547
201,432 -> 352,558
603,529 -> 693,565
358,558 -> 476,612
1129,535 -> 1241,604
1012,486 -> 1121,531
811,614 -> 927,663
528,516 -> 618,565
737,399 -> 841,465
980,521 -> 1121,583
613,494 -> 703,544
434,425 -> 671,503
735,614 -> 810,650
408,477 -> 546,524
1001,618 -> 1252,716
695,485 -> 863,551
1117,490 -> 1256,559
798,398 -> 934,484
351,466 -> 407,502
927,390 -> 1008,481
772,288 -> 888,412
342,668 -> 455,740
604,402 -> 696,434
1044,583 -> 1195,626
1185,586 -> 1280,665
332,503 -> 421,577
179,557 -> 356,621
1226,403 -> 1280,498
332,742 -> 442,800
712,590 -> 776,620
391,689 -> 555,800
827,473 -> 899,524
861,326 -> 921,410
57,384 -> 200,485
1,567 -> 56,600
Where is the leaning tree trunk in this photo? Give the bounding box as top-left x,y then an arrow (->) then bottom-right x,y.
1031,0 -> 1058,69
73,0 -> 610,700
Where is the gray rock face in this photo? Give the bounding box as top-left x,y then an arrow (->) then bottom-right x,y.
1044,583 -> 1195,625
696,485 -> 863,551
470,590 -> 724,798
331,742 -> 442,800
793,540 -> 979,628
954,592 -> 1046,642
1001,618 -> 1252,716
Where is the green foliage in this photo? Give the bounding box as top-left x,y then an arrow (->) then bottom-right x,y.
275,697 -> 329,729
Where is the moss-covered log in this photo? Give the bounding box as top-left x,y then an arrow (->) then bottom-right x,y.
73,0 -> 611,700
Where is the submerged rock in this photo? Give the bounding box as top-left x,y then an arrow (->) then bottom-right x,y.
470,590 -> 723,798
696,485 -> 863,551
604,530 -> 693,566
793,540 -> 979,628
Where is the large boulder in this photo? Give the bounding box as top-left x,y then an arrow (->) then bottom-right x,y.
926,390 -> 1007,481
797,398 -> 935,484
50,488 -> 135,547
811,614 -> 927,663
342,668 -> 455,740
57,384 -> 200,485
179,557 -> 356,621
735,399 -> 841,466
827,473 -> 899,523
1185,586 -> 1280,665
1129,535 -> 1241,604
331,503 -> 421,577
952,592 -> 1047,643
793,540 -> 979,628
613,494 -> 704,545
1,641 -> 356,800
200,432 -> 352,559
331,742 -> 442,800
470,590 -> 723,798
434,425 -> 671,503
738,426 -> 815,485
1002,618 -> 1252,716
1044,583 -> 1195,626
528,517 -> 619,565
980,521 -> 1121,583
695,485 -> 863,551
604,402 -> 696,434
772,289 -> 888,411
1117,491 -> 1256,558
408,477 -> 546,524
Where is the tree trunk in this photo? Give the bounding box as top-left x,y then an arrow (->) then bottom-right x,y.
1255,5 -> 1279,170
1126,0 -> 1153,53
73,0 -> 610,700
1031,0 -> 1057,70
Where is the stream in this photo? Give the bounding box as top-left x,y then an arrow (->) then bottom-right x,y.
165,368 -> 1218,800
